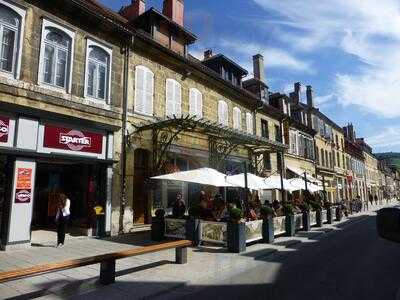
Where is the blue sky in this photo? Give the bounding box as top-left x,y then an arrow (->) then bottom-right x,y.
100,0 -> 400,153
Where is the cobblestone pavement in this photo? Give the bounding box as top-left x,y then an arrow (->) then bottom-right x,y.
0,201 -> 396,300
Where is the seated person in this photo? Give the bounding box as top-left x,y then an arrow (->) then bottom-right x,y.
212,194 -> 227,222
246,201 -> 258,221
172,192 -> 186,219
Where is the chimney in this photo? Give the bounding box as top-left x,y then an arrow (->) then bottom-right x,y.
163,0 -> 184,26
291,82 -> 301,104
204,49 -> 213,60
119,0 -> 146,21
253,54 -> 265,82
306,85 -> 314,108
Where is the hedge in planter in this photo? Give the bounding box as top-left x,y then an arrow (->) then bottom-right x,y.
283,202 -> 295,237
260,205 -> 275,243
227,208 -> 246,253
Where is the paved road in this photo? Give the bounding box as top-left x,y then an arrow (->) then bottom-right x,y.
172,214 -> 400,300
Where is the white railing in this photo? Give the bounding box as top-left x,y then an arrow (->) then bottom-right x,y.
310,211 -> 317,226
321,210 -> 328,223
295,213 -> 303,230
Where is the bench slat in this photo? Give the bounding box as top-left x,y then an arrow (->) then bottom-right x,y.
0,239 -> 191,283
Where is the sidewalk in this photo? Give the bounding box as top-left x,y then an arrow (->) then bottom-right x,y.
0,201 -> 395,300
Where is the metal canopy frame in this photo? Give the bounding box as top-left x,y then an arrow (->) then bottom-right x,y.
131,115 -> 287,175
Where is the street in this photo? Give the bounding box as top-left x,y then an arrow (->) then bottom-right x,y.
170,213 -> 400,300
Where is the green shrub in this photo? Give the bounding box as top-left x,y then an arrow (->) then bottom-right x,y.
229,207 -> 243,222
260,205 -> 274,219
283,202 -> 295,215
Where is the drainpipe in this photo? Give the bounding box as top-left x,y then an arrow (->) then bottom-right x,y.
279,118 -> 287,203
119,37 -> 132,234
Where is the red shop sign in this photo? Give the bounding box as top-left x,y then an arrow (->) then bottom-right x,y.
43,125 -> 103,154
0,116 -> 9,143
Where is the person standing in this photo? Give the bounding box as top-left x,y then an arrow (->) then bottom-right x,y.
55,193 -> 71,247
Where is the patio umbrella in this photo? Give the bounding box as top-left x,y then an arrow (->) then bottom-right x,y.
263,175 -> 297,193
226,173 -> 267,190
289,178 -> 323,193
151,167 -> 235,187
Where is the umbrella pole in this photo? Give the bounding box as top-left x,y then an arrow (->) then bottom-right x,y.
304,172 -> 308,191
244,161 -> 249,205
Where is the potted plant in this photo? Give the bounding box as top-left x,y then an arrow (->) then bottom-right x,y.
324,201 -> 334,224
283,202 -> 295,237
186,204 -> 201,246
227,208 -> 246,253
260,205 -> 275,243
151,209 -> 165,241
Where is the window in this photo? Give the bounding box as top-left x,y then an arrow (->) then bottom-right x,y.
320,149 -> 325,166
263,152 -> 271,171
261,120 -> 269,138
337,152 -> 341,168
0,3 -> 24,78
233,107 -> 241,130
85,41 -> 112,102
166,79 -> 181,117
39,20 -> 75,92
245,112 -> 253,134
134,65 -> 154,115
189,88 -> 202,118
290,131 -> 297,154
218,100 -> 228,126
275,125 -> 282,142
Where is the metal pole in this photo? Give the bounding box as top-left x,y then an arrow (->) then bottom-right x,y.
304,172 -> 308,191
322,175 -> 326,202
244,161 -> 248,204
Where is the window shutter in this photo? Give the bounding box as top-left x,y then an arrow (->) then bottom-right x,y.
246,113 -> 253,134
189,89 -> 196,116
145,68 -> 154,115
174,81 -> 181,117
134,66 -> 146,113
218,101 -> 224,125
233,107 -> 241,130
196,91 -> 202,118
166,79 -> 175,117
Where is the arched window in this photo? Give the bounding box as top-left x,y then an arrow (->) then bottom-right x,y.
189,88 -> 202,118
134,65 -> 154,115
233,107 -> 241,130
86,45 -> 110,101
320,149 -> 325,167
41,27 -> 71,88
218,100 -> 228,126
0,5 -> 20,74
166,79 -> 181,117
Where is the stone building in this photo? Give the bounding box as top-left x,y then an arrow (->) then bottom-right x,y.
0,0 -> 129,249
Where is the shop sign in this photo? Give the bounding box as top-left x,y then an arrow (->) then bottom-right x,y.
245,220 -> 263,243
0,117 -> 9,143
44,125 -> 103,154
15,168 -> 32,204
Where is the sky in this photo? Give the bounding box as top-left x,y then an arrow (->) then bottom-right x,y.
100,0 -> 400,153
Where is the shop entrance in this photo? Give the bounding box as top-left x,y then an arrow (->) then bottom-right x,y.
32,161 -> 107,244
0,155 -> 12,247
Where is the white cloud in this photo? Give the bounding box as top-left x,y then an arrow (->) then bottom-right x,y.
218,39 -> 312,73
366,127 -> 400,150
253,0 -> 400,118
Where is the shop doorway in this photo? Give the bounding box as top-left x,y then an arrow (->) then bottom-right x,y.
32,161 -> 107,244
0,155 -> 12,247
133,149 -> 150,224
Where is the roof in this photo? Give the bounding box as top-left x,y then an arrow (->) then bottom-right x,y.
130,8 -> 197,44
242,78 -> 268,89
202,54 -> 249,77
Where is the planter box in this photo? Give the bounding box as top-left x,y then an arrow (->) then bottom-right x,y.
262,218 -> 274,243
164,218 -> 186,239
227,222 -> 246,253
302,211 -> 311,231
321,210 -> 328,224
310,211 -> 317,226
336,207 -> 343,221
200,221 -> 227,245
245,220 -> 263,243
316,210 -> 322,227
273,216 -> 286,236
327,208 -> 334,224
295,213 -> 304,231
151,217 -> 165,242
185,218 -> 201,246
285,214 -> 295,237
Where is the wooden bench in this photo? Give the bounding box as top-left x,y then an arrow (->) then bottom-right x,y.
0,239 -> 192,285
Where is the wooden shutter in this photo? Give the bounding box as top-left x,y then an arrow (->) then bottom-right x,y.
218,100 -> 228,126
196,90 -> 202,118
189,88 -> 196,116
246,112 -> 253,134
134,66 -> 146,113
174,80 -> 182,117
166,79 -> 175,117
144,68 -> 154,115
233,107 -> 241,130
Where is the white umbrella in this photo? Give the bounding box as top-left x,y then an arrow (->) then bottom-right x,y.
151,167 -> 235,187
227,173 -> 267,190
263,175 -> 296,193
289,178 -> 323,193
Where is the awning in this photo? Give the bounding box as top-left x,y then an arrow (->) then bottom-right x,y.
288,178 -> 323,193
264,175 -> 297,193
286,166 -> 321,185
226,173 -> 267,190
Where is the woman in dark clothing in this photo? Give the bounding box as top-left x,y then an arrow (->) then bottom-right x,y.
172,192 -> 186,218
